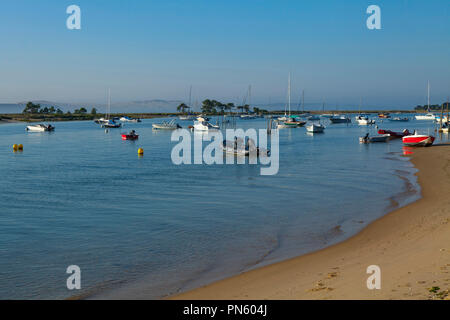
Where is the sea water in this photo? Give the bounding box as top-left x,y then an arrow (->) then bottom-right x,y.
0,115 -> 447,299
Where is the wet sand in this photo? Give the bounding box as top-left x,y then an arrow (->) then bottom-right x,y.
172,143 -> 450,300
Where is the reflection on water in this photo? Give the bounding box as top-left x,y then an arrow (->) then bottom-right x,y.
0,115 -> 436,299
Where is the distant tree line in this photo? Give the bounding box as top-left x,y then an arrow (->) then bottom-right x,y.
414,101 -> 450,111
176,100 -> 268,115
22,102 -> 97,115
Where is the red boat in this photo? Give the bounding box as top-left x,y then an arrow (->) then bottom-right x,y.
121,130 -> 139,140
402,133 -> 435,147
377,129 -> 410,138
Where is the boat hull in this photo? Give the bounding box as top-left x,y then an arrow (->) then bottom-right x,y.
329,117 -> 351,123
121,134 -> 139,140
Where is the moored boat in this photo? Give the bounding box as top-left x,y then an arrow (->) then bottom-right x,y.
329,115 -> 351,123
402,132 -> 435,147
120,116 -> 141,123
355,115 -> 375,125
389,117 -> 409,122
415,113 -> 436,121
377,129 -> 411,138
359,133 -> 390,143
121,130 -> 139,140
193,117 -> 219,131
306,123 -> 325,133
221,138 -> 270,157
152,119 -> 182,130
101,120 -> 122,128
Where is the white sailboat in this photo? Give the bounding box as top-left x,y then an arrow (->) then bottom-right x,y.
415,81 -> 436,120
101,89 -> 121,128
278,73 -> 305,128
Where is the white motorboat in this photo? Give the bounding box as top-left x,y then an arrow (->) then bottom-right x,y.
94,117 -> 109,124
179,114 -> 195,120
240,114 -> 257,120
26,124 -> 55,132
152,119 -> 181,130
415,113 -> 436,120
355,115 -> 375,125
306,123 -> 325,133
193,117 -> 219,131
120,116 -> 141,123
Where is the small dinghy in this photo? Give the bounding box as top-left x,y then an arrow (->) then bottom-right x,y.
26,124 -> 55,132
121,130 -> 139,140
359,133 -> 390,143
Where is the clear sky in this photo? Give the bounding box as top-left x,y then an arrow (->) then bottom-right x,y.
0,0 -> 449,109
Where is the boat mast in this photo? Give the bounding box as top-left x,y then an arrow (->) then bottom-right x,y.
447,97 -> 449,124
288,73 -> 291,117
107,88 -> 111,120
427,80 -> 430,113
248,85 -> 252,113
302,90 -> 305,113
188,85 -> 192,112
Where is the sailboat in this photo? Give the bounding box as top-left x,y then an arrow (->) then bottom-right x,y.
101,89 -> 121,128
415,81 -> 436,120
179,86 -> 195,120
278,73 -> 306,128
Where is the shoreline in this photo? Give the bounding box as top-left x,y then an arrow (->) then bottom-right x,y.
172,144 -> 450,300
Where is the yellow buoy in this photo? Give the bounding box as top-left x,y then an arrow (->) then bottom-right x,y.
13,144 -> 18,151
138,148 -> 144,155
18,144 -> 23,151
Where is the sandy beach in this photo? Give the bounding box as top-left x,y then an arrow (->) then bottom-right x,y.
172,143 -> 450,300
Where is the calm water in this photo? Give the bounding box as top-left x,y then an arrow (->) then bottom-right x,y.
0,115 -> 447,299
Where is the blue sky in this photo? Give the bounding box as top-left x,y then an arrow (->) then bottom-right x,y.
0,0 -> 449,109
